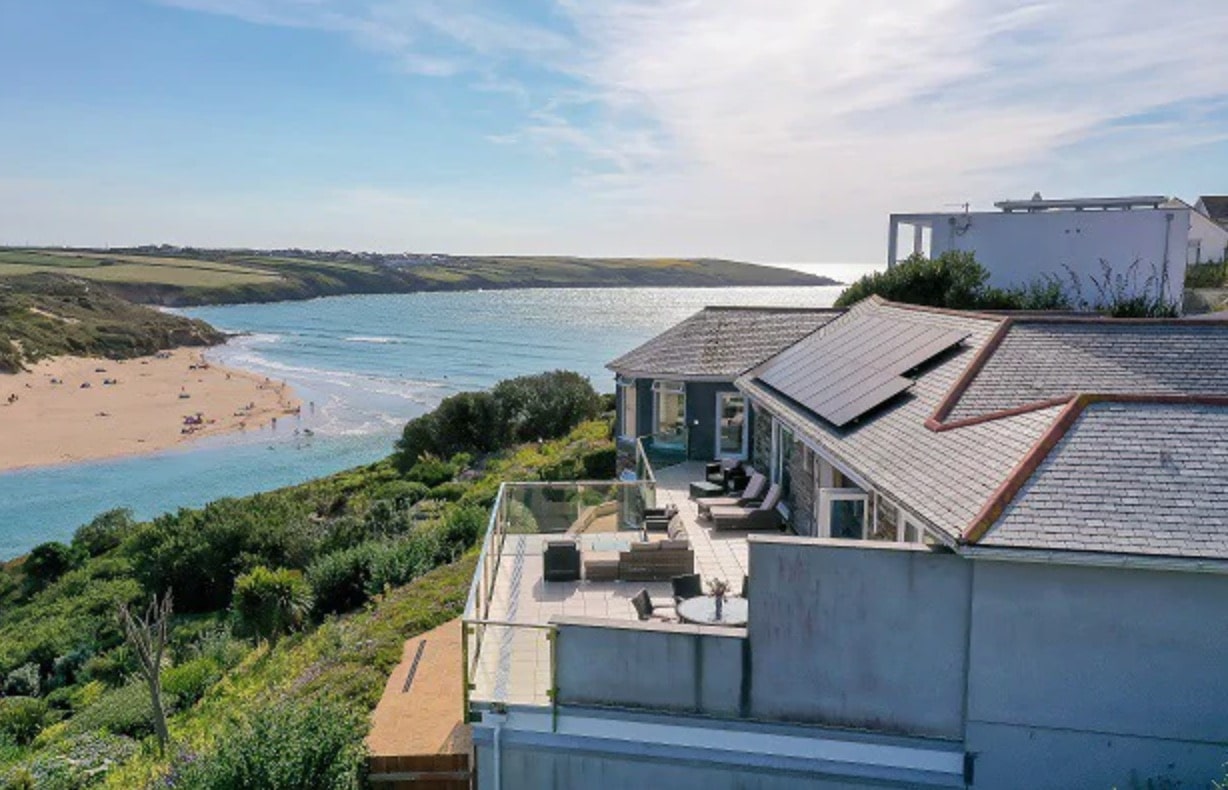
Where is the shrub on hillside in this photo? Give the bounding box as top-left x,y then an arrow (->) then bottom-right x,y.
23,542 -> 81,591
427,482 -> 468,502
160,698 -> 366,790
4,663 -> 40,698
393,370 -> 601,470
366,532 -> 443,596
404,456 -> 457,488
161,657 -> 222,707
363,500 -> 413,540
0,697 -> 54,746
369,480 -> 430,509
493,370 -> 601,443
394,392 -> 504,469
80,647 -> 136,689
126,494 -> 316,612
66,681 -> 172,740
307,543 -> 382,616
231,567 -> 311,645
72,508 -> 136,558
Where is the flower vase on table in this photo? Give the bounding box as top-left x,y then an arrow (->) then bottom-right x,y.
707,578 -> 729,622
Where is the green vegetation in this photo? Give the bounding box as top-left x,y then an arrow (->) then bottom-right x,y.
0,373 -> 614,788
0,274 -> 223,373
1185,258 -> 1228,289
836,251 -> 1178,317
0,246 -> 834,307
394,370 -> 602,471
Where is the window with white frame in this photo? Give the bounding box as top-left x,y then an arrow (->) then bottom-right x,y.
617,378 -> 637,439
897,507 -> 938,545
651,380 -> 686,445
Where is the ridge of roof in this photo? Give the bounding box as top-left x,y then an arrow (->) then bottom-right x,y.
927,316 -> 1228,430
875,296 -> 1007,323
960,393 -> 1228,546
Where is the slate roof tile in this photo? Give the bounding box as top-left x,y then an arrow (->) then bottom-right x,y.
607,307 -> 841,379
947,322 -> 1228,422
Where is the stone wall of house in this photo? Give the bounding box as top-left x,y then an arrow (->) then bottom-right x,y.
788,444 -> 815,537
751,404 -> 772,473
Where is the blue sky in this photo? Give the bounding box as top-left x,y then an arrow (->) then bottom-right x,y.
2,0 -> 1227,262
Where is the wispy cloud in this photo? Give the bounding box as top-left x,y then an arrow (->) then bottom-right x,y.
149,0 -> 1228,259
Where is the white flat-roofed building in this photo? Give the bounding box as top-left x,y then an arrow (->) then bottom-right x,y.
888,194 -> 1228,311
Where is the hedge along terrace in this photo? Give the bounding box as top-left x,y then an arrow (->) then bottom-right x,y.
0,370 -> 612,789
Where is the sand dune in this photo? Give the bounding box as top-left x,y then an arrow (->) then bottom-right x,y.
0,349 -> 299,472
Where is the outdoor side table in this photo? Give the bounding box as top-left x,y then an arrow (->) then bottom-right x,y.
676,595 -> 748,627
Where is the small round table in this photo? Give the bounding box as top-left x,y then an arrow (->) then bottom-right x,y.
676,595 -> 748,627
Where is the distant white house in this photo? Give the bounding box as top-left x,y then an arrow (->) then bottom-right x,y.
887,194 -> 1228,309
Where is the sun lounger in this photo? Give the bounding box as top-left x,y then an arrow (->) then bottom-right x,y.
709,484 -> 783,531
697,471 -> 767,520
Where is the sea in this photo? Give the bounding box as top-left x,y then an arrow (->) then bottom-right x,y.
0,266 -> 868,558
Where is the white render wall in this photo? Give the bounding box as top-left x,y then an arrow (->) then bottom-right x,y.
1188,209 -> 1228,264
892,208 -> 1190,305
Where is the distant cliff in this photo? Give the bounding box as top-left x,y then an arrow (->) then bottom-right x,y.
0,274 -> 224,373
0,247 -> 838,307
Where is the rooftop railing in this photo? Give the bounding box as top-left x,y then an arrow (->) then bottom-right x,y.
463,478 -> 657,712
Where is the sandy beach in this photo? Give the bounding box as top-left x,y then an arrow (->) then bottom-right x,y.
0,349 -> 300,472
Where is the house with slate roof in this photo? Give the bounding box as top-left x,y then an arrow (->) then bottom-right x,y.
607,306 -> 841,463
462,295 -> 1228,790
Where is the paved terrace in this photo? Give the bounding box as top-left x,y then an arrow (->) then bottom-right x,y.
470,462 -> 750,707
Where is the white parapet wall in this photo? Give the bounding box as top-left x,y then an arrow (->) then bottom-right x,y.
889,205 -> 1192,307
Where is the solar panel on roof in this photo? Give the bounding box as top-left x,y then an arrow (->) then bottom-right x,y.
755,316 -> 968,427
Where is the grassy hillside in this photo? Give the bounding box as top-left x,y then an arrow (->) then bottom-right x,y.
0,247 -> 835,307
0,274 -> 224,373
0,381 -> 612,788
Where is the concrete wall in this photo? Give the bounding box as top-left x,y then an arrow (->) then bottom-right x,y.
907,208 -> 1189,304
966,560 -> 1228,788
747,537 -> 971,738
475,743 -> 900,790
554,616 -> 746,717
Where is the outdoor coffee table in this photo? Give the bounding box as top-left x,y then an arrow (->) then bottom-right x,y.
677,595 -> 748,627
689,480 -> 725,499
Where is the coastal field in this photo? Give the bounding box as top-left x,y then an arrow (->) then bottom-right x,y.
0,349 -> 298,471
0,247 -> 835,306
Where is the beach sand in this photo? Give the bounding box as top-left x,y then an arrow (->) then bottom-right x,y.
0,349 -> 299,472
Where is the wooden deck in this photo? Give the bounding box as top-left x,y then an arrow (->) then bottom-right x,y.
367,618 -> 470,789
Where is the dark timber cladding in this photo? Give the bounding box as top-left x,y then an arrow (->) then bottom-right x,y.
755,314 -> 969,427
